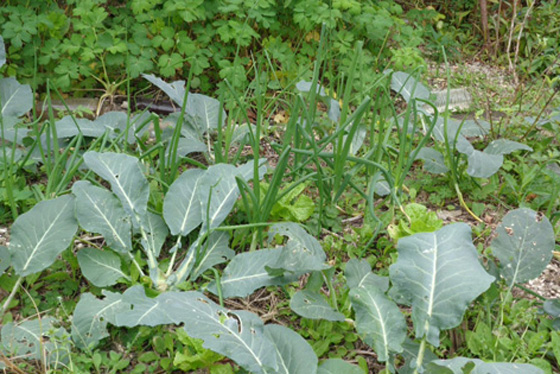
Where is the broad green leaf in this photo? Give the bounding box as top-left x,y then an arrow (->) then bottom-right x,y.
264,324 -> 318,374
83,151 -> 149,228
389,223 -> 494,346
345,259 -> 389,292
317,358 -> 364,374
374,179 -> 390,196
328,98 -> 341,122
1,317 -> 70,368
427,357 -> 544,374
141,212 -> 168,258
0,36 -> 5,68
143,74 -> 186,106
415,147 -> 449,174
390,71 -> 430,103
72,291 -> 128,349
191,231 -> 234,280
290,290 -> 345,321
466,150 -> 503,178
10,195 -> 77,276
350,286 -> 406,361
236,158 -> 268,182
55,116 -> 108,138
267,223 -> 328,273
208,248 -> 297,298
163,168 -> 205,236
186,93 -> 226,132
200,163 -> 240,230
113,286 -> 279,373
173,136 -> 207,157
0,77 -> 33,117
0,246 -> 9,275
484,139 -> 532,155
77,248 -> 127,287
491,208 -> 554,286
72,180 -> 132,253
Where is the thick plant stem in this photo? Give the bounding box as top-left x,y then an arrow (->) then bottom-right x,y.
413,336 -> 427,374
1,276 -> 23,314
454,183 -> 483,223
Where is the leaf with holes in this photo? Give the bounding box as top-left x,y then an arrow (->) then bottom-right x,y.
71,291 -> 128,349
389,223 -> 494,346
72,180 -> 132,253
491,208 -> 554,287
9,195 -> 77,277
77,248 -> 128,287
83,151 -> 149,228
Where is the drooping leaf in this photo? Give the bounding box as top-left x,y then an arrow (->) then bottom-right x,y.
9,195 -> 77,276
267,223 -> 328,273
490,208 -> 554,286
415,147 -> 449,174
71,291 -> 128,349
141,212 -> 168,258
350,286 -> 406,362
143,74 -> 186,106
163,168 -> 205,236
200,163 -> 240,230
1,317 -> 71,368
208,248 -> 297,298
345,259 -> 389,292
83,151 -> 149,227
390,71 -> 430,103
72,180 -> 132,253
389,223 -> 494,346
317,358 -> 364,374
0,77 -> 33,117
191,231 -> 234,280
0,246 -> 10,275
264,324 -> 318,374
77,248 -> 127,287
427,357 -> 544,374
484,139 -> 532,155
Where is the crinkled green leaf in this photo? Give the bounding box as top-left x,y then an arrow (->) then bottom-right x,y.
9,195 -> 77,276
290,290 -> 345,322
264,324 -> 318,374
491,208 -> 554,286
0,77 -> 32,117
388,203 -> 443,241
77,248 -> 127,287
389,223 -> 494,346
83,151 -> 149,228
72,180 -> 132,253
